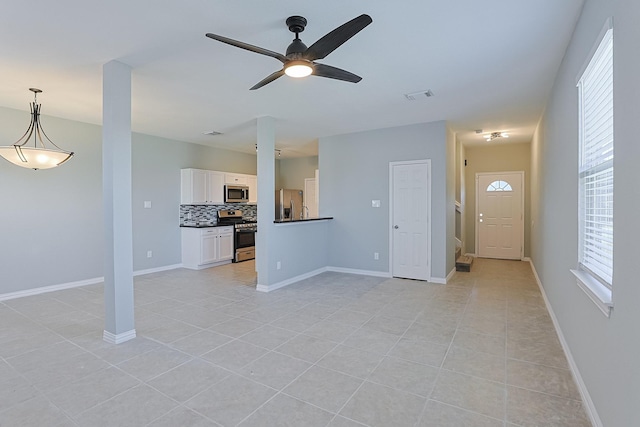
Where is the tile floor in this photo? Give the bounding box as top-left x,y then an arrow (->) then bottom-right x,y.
0,258 -> 592,426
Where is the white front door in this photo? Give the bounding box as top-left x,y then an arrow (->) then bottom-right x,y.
476,172 -> 524,259
391,161 -> 430,281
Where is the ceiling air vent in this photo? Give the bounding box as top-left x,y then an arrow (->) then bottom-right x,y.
203,131 -> 222,136
404,89 -> 434,101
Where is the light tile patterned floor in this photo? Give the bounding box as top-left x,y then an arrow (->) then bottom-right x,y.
0,259 -> 592,426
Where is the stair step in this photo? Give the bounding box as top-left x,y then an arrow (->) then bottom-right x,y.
456,255 -> 473,272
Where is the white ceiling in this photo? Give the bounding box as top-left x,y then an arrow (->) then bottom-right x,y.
0,0 -> 584,157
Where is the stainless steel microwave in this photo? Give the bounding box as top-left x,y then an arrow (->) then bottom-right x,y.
225,185 -> 249,203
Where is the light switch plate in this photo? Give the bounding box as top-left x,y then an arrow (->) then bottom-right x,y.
144,201 -> 152,209
372,200 -> 381,208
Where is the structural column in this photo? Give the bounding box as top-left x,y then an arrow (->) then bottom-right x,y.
256,116 -> 276,290
102,60 -> 136,344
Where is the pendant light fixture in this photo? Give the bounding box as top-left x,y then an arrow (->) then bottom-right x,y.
0,88 -> 74,170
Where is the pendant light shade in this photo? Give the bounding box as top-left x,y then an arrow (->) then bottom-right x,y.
0,88 -> 74,170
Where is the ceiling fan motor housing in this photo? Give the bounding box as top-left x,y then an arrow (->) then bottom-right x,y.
286,39 -> 308,57
286,16 -> 307,34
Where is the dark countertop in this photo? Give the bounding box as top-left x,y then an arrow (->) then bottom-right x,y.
180,223 -> 231,228
273,217 -> 334,224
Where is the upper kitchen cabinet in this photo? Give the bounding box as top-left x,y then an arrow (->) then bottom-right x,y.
181,168 -> 225,205
225,173 -> 248,186
247,175 -> 257,204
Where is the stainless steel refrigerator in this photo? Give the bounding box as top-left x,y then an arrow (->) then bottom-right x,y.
275,189 -> 303,221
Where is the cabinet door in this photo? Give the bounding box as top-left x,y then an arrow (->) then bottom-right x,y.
201,231 -> 218,264
225,173 -> 248,185
247,175 -> 257,204
181,169 -> 208,204
207,171 -> 225,204
218,230 -> 235,261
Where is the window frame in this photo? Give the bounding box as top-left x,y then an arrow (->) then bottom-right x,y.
570,18 -> 614,317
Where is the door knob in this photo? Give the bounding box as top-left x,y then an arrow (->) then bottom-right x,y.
394,225 -> 399,229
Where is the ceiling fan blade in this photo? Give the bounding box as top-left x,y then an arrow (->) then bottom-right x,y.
250,69 -> 286,90
303,14 -> 372,61
312,63 -> 362,83
206,33 -> 287,63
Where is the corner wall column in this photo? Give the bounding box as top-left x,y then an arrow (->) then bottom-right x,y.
102,60 -> 136,344
256,116 -> 276,289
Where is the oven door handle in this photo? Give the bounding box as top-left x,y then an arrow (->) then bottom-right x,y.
236,229 -> 257,233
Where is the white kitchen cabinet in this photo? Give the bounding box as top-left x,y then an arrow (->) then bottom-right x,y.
225,173 -> 248,186
247,175 -> 257,204
181,169 -> 224,205
218,228 -> 234,260
181,226 -> 234,269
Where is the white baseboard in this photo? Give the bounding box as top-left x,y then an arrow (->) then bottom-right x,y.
257,266 -> 394,293
526,259 -> 602,427
133,263 -> 183,276
325,266 -> 392,278
0,276 -> 104,302
256,267 -> 328,293
103,329 -> 137,344
429,267 -> 456,285
464,252 -> 476,257
0,263 -> 183,302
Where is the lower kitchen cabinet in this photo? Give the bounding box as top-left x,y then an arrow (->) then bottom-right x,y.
181,226 -> 234,269
218,228 -> 234,260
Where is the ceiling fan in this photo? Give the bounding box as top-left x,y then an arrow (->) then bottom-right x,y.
206,14 -> 372,90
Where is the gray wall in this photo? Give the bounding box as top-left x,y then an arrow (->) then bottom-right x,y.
463,143 -> 532,257
276,156 -> 318,190
531,0 -> 640,425
0,106 -> 256,294
264,221 -> 330,285
319,121 -> 453,280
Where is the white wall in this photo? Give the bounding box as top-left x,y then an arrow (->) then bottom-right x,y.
0,106 -> 257,294
319,121 -> 454,280
531,0 -> 640,425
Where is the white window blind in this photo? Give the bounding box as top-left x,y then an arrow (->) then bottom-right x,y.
577,28 -> 614,288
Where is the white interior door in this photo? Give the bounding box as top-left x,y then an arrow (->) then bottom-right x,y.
476,172 -> 523,259
391,161 -> 430,281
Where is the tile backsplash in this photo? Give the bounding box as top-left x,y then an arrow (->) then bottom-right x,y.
179,204 -> 257,224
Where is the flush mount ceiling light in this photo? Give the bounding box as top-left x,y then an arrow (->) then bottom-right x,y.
484,132 -> 509,141
0,88 -> 74,170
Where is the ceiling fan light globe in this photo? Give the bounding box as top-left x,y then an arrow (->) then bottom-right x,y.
284,60 -> 313,78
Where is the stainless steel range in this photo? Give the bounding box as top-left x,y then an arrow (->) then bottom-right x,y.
217,210 -> 256,262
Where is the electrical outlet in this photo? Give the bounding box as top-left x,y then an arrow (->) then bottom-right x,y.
371,200 -> 381,208
276,261 -> 281,270
374,252 -> 379,260
144,201 -> 152,209
147,250 -> 152,258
